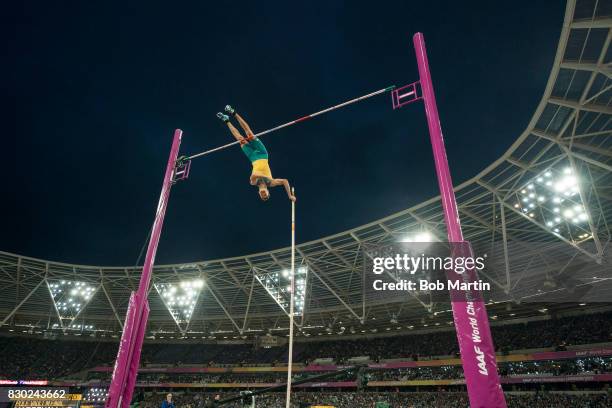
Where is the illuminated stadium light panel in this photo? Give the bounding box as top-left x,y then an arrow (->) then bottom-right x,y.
47,280 -> 97,321
84,388 -> 109,403
51,323 -> 95,331
399,230 -> 434,243
154,279 -> 204,329
512,165 -> 592,243
255,266 -> 308,316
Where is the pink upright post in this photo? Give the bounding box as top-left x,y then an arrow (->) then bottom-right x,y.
413,33 -> 507,407
105,129 -> 184,408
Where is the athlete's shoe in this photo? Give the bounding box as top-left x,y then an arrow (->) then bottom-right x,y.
224,105 -> 237,116
216,112 -> 230,122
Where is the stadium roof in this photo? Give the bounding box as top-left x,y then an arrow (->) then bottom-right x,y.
1,0 -> 611,341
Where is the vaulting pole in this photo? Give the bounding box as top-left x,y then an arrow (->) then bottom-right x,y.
413,33 -> 506,407
106,129 -> 184,408
285,187 -> 296,408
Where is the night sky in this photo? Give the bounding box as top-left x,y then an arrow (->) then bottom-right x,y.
3,2 -> 565,265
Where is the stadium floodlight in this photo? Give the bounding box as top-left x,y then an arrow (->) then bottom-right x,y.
67,323 -> 95,331
511,164 -> 592,243
154,278 -> 204,333
46,279 -> 98,330
85,388 -> 109,403
254,265 -> 308,317
399,230 -> 436,244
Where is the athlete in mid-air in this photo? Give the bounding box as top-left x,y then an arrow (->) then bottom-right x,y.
217,105 -> 296,202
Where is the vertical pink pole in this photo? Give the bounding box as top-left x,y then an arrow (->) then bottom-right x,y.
122,302 -> 150,405
105,129 -> 184,408
413,33 -> 506,408
105,293 -> 138,408
135,129 -> 184,300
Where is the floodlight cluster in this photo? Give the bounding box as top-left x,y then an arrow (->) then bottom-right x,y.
257,266 -> 308,316
513,166 -> 592,242
154,279 -> 204,325
70,324 -> 94,330
263,271 -> 288,310
294,267 -> 307,315
51,323 -> 95,330
48,280 -> 96,318
84,388 -> 108,403
400,231 -> 434,243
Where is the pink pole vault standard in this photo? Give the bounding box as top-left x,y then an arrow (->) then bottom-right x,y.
106,129 -> 185,408
413,33 -> 506,407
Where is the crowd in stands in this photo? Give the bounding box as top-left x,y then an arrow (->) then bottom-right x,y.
0,337 -> 117,380
85,357 -> 611,384
135,391 -> 610,408
135,391 -> 471,408
369,357 -> 612,380
134,372 -> 288,384
1,311 -> 611,380
139,311 -> 612,367
297,312 -> 612,362
369,366 -> 463,381
498,357 -> 612,377
138,341 -> 292,366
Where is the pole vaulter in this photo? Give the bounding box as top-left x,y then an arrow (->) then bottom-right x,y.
105,33 -> 506,408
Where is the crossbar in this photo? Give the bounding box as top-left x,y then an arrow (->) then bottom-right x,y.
186,85 -> 396,161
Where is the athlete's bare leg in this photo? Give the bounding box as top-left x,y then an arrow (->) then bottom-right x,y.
226,122 -> 245,142
235,113 -> 255,138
